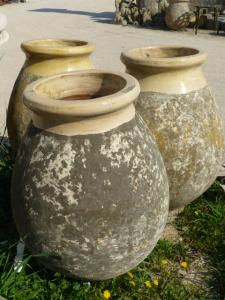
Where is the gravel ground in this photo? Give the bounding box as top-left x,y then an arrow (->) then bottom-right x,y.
0,0 -> 225,135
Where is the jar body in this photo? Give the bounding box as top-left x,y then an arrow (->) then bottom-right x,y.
137,87 -> 224,209
11,110 -> 169,280
165,1 -> 190,30
7,49 -> 94,151
122,49 -> 225,210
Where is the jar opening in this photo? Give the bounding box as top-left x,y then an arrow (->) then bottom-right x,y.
36,73 -> 127,101
121,46 -> 207,68
140,47 -> 199,59
25,39 -> 88,49
59,93 -> 110,101
24,70 -> 140,117
59,94 -> 97,101
21,39 -> 95,57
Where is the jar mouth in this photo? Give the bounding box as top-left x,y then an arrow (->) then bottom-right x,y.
21,38 -> 95,57
121,46 -> 207,68
24,70 -> 140,116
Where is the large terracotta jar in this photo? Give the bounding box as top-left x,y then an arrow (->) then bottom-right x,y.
121,46 -> 225,210
7,38 -> 95,151
0,13 -> 9,59
165,0 -> 191,30
11,70 -> 169,280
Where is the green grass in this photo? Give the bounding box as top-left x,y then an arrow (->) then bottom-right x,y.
176,181 -> 225,299
0,144 -> 225,300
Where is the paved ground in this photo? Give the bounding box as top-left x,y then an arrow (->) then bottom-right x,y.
0,0 -> 225,135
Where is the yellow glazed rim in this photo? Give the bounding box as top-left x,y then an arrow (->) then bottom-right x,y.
24,69 -> 140,117
121,45 -> 207,68
21,38 -> 95,57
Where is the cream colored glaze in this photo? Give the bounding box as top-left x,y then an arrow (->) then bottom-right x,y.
24,56 -> 94,77
7,38 -> 95,151
125,65 -> 206,94
22,39 -> 95,58
22,39 -> 95,76
121,45 -> 207,94
32,104 -> 135,136
24,70 -> 140,117
24,70 -> 140,136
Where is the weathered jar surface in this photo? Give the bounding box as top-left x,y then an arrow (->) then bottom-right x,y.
0,13 -> 9,59
165,0 -> 191,30
11,70 -> 169,280
121,46 -> 225,210
7,39 -> 95,151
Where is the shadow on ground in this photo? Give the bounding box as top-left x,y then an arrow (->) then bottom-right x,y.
0,141 -> 17,244
209,31 -> 225,37
29,8 -> 115,24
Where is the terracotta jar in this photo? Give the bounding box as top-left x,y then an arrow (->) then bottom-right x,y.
165,0 -> 191,30
11,70 -> 169,280
7,38 -> 95,151
0,13 -> 9,59
121,46 -> 225,210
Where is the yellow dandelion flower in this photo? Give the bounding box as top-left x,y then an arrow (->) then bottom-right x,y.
161,259 -> 168,265
153,280 -> 159,286
181,261 -> 188,268
127,271 -> 134,279
145,280 -> 152,288
103,290 -> 111,299
129,280 -> 136,287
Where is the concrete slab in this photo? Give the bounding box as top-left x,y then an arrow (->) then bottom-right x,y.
0,0 -> 225,135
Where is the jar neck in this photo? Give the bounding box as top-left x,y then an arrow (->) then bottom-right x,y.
31,104 -> 135,136
125,64 -> 207,95
24,54 -> 94,77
